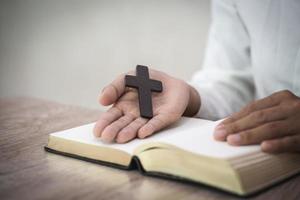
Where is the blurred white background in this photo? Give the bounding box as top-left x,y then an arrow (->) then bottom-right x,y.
0,0 -> 211,109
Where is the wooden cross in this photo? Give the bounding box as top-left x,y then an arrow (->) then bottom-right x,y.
125,65 -> 163,118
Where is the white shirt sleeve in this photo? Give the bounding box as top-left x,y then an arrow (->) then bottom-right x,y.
190,0 -> 255,120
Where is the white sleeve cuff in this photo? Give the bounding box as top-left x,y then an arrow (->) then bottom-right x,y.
188,81 -> 227,121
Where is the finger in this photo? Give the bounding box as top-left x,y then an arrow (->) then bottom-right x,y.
221,93 -> 283,125
115,117 -> 148,143
214,105 -> 291,140
226,120 -> 293,145
138,113 -> 177,139
101,113 -> 135,142
261,135 -> 300,153
101,113 -> 136,143
93,107 -> 123,137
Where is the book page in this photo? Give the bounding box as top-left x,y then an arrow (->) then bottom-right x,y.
50,117 -> 260,159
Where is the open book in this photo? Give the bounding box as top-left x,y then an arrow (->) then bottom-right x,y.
45,117 -> 300,196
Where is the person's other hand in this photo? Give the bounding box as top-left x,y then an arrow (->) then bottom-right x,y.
93,68 -> 200,143
214,90 -> 300,153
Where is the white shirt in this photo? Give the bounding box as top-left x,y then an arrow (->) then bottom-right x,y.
190,0 -> 300,120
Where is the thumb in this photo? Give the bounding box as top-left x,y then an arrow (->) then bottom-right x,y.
99,73 -> 126,106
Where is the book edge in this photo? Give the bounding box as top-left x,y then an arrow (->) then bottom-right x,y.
44,146 -> 249,197
44,146 -> 133,170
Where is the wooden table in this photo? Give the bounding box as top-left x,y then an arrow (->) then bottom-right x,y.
1,97 -> 299,200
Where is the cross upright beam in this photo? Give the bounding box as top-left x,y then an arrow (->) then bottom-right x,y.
125,65 -> 163,118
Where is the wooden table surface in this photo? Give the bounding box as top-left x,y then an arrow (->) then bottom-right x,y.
1,97 -> 300,200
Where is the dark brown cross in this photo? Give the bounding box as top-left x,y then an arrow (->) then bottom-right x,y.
125,65 -> 163,118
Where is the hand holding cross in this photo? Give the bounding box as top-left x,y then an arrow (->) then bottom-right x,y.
94,65 -> 199,143
125,65 -> 163,118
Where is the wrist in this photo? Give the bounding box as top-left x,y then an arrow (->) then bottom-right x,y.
183,84 -> 201,117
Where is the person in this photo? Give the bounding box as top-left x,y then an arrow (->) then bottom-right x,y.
93,0 -> 300,153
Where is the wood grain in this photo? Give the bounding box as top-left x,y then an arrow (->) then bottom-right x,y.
0,97 -> 299,200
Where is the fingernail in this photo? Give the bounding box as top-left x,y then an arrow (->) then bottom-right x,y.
93,127 -> 100,137
228,134 -> 241,144
101,86 -> 107,94
138,127 -> 152,139
261,141 -> 273,152
214,124 -> 227,139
